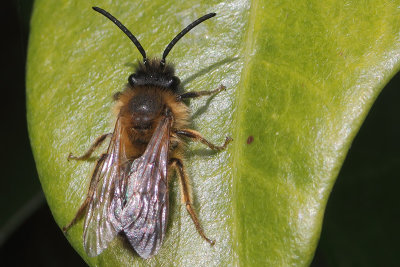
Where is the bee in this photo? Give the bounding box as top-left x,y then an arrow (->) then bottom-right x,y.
63,7 -> 232,259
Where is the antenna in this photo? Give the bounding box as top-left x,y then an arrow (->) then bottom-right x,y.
161,13 -> 216,66
92,7 -> 148,64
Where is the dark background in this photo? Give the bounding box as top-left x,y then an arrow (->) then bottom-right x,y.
1,1 -> 399,266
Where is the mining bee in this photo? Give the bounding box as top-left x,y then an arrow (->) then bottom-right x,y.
63,7 -> 232,259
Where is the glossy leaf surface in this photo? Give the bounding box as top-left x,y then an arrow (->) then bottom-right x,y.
26,0 -> 400,266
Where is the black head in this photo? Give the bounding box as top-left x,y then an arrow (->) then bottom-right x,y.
92,7 -> 216,91
128,60 -> 181,91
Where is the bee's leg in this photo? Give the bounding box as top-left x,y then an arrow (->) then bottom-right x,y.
63,153 -> 108,232
176,129 -> 232,150
179,85 -> 225,99
68,133 -> 112,161
169,158 -> 215,245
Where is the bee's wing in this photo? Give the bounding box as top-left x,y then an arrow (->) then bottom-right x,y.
120,116 -> 171,259
83,118 -> 126,257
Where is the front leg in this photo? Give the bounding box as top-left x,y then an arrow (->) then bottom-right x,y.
68,133 -> 112,161
179,85 -> 225,100
176,129 -> 232,150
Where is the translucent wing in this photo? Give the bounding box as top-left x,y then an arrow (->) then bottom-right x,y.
120,116 -> 171,259
82,118 -> 126,257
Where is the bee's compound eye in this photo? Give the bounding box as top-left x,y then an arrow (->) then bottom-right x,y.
168,76 -> 180,89
129,74 -> 139,86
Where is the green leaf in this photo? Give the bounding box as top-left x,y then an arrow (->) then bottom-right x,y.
312,74 -> 400,266
26,0 -> 400,266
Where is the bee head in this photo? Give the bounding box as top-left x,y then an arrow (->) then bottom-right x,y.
128,60 -> 181,91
